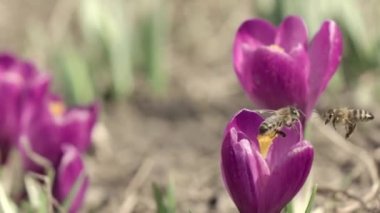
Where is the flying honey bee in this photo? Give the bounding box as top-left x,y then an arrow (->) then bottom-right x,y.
258,106 -> 303,137
323,108 -> 374,138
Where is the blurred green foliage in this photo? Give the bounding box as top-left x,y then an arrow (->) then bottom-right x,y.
0,182 -> 17,213
253,0 -> 380,89
284,202 -> 294,213
0,168 -> 85,213
28,0 -> 169,104
24,174 -> 51,213
137,1 -> 168,92
54,47 -> 95,105
152,181 -> 176,213
305,185 -> 318,213
79,0 -> 135,100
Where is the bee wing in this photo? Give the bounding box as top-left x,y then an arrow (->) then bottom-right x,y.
252,109 -> 277,118
308,110 -> 332,125
310,110 -> 322,119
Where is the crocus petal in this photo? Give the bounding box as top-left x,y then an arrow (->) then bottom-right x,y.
0,53 -> 53,164
19,119 -> 62,172
226,109 -> 263,150
19,61 -> 38,79
19,94 -> 61,172
19,82 -> 51,170
234,19 -> 276,92
53,145 -> 89,213
221,128 -> 269,213
0,72 -> 24,163
0,53 -> 16,70
0,73 -> 23,127
21,77 -> 50,130
307,20 -> 343,110
234,19 -> 277,53
275,16 -> 308,53
61,105 -> 98,152
241,46 -> 308,111
258,141 -> 314,213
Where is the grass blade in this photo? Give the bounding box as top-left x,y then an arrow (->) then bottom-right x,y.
305,184 -> 318,213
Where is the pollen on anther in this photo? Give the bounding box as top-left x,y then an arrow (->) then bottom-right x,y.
268,44 -> 285,53
257,133 -> 277,157
49,101 -> 66,117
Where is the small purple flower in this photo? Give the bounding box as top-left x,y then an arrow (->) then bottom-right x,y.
0,53 -> 50,163
0,53 -> 94,212
47,95 -> 98,152
53,145 -> 89,213
19,95 -> 98,173
221,109 -> 313,213
18,84 -> 96,213
18,94 -> 96,212
233,16 -> 343,117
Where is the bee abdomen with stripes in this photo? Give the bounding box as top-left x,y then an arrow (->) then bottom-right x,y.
324,108 -> 375,138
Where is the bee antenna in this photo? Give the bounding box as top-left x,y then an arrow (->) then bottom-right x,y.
297,108 -> 306,118
292,118 -> 303,136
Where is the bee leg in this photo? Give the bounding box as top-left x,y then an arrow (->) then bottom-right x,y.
345,123 -> 356,139
332,117 -> 338,129
324,117 -> 331,125
324,113 -> 333,124
276,130 -> 286,137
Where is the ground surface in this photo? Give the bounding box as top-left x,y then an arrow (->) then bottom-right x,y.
1,0 -> 380,212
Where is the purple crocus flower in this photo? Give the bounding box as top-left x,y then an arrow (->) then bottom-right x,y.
0,53 -> 50,163
233,16 -> 343,117
18,86 -> 96,212
221,109 -> 314,213
19,94 -> 97,173
53,145 -> 89,213
0,53 -> 94,212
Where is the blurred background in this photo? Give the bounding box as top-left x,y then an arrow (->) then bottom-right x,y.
1,0 -> 380,212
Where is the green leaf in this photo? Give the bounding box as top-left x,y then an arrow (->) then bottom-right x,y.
79,0 -> 135,99
252,0 -> 276,22
79,0 -> 104,40
152,181 -> 176,213
284,201 -> 294,213
0,181 -> 17,213
137,0 -> 168,93
54,48 -> 95,105
165,181 -> 176,213
19,201 -> 34,213
104,0 -> 135,97
146,0 -> 168,92
25,174 -> 49,213
153,183 -> 166,213
304,184 -> 318,213
62,171 -> 87,212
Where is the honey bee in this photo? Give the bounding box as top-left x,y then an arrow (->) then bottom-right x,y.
323,108 -> 374,138
258,106 -> 303,137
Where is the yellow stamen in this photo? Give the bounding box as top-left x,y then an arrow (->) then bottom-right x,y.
257,132 -> 277,157
268,44 -> 285,53
49,101 -> 66,117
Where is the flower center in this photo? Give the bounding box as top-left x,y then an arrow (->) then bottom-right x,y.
257,132 -> 277,157
49,101 -> 65,117
268,44 -> 285,53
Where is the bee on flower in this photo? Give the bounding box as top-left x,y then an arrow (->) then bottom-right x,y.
258,106 -> 303,138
